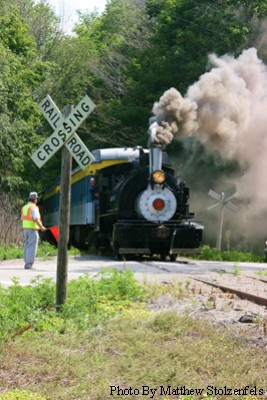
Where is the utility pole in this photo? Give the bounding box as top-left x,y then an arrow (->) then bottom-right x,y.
56,105 -> 73,310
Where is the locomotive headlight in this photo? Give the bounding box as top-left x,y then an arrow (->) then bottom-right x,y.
152,170 -> 165,184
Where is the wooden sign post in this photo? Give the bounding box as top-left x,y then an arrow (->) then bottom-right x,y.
31,95 -> 96,309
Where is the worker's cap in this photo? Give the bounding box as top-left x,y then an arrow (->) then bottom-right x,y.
28,191 -> 38,200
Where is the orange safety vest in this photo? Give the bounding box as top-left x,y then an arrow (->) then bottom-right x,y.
21,203 -> 41,230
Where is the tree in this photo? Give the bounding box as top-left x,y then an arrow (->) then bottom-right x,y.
0,5 -> 49,194
49,0 -> 154,149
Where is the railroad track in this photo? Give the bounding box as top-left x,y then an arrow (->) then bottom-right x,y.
192,277 -> 267,308
141,259 -> 267,309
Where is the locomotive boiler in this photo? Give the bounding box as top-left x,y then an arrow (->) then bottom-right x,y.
40,141 -> 203,260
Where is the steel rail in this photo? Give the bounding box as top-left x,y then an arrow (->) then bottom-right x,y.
192,277 -> 267,308
244,274 -> 267,284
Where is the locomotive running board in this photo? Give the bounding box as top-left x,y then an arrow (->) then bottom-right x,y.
119,248 -> 151,254
171,248 -> 201,254
118,248 -> 200,254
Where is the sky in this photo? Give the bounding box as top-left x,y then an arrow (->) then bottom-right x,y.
47,0 -> 108,31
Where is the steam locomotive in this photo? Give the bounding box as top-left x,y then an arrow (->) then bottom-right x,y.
40,143 -> 203,260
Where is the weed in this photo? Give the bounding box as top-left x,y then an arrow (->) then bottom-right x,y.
257,269 -> 267,276
185,279 -> 191,291
191,298 -> 199,308
232,263 -> 241,276
203,299 -> 213,310
252,315 -> 263,325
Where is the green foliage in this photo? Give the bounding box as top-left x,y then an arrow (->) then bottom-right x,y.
0,389 -> 46,400
0,243 -> 23,260
44,0 -> 154,149
133,0 -> 251,102
232,262 -> 241,276
0,10 -> 36,57
150,310 -> 183,336
257,269 -> 267,276
61,268 -> 144,329
0,282 -> 267,398
0,242 -> 77,261
0,241 -> 80,261
0,268 -> 144,340
192,245 -> 263,262
0,275 -> 56,340
0,5 -> 50,193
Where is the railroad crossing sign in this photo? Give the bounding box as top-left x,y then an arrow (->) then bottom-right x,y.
207,190 -> 239,250
207,190 -> 239,213
31,94 -> 96,169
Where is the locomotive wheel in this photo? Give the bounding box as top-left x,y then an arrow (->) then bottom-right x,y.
111,239 -> 120,259
169,254 -> 176,262
160,253 -> 167,261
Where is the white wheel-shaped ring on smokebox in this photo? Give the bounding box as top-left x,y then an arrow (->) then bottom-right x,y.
136,185 -> 177,222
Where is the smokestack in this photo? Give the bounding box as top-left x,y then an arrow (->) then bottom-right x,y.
149,146 -> 163,174
148,120 -> 163,173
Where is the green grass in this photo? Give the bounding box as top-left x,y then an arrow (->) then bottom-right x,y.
0,272 -> 266,399
190,245 -> 264,262
0,242 -> 264,263
1,311 -> 265,399
0,389 -> 46,399
0,243 -> 265,400
0,241 -> 79,261
0,268 -> 144,341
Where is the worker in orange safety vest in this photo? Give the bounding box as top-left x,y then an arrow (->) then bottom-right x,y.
21,191 -> 46,269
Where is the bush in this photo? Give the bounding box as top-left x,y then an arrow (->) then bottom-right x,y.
192,245 -> 263,262
61,268 -> 144,329
0,243 -> 23,261
0,268 -> 144,339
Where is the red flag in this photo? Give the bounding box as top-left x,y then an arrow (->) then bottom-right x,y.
50,226 -> 59,243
